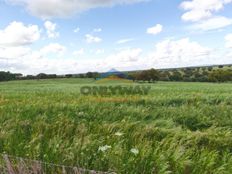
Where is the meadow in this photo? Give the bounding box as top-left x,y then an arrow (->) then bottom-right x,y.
0,78 -> 232,173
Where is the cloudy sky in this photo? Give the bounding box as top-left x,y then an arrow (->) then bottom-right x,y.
0,0 -> 232,75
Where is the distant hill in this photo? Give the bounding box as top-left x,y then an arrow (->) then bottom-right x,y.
100,68 -> 128,79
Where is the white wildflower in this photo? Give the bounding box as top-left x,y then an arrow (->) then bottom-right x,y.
79,112 -> 84,115
115,132 -> 123,136
130,148 -> 139,155
98,145 -> 111,152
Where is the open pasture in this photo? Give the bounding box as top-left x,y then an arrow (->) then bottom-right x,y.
0,79 -> 232,173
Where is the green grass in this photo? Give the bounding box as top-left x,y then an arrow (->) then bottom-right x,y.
0,79 -> 232,173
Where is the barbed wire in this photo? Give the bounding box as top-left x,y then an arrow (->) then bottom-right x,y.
0,153 -> 116,174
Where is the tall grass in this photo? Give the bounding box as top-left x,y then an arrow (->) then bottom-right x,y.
0,79 -> 232,173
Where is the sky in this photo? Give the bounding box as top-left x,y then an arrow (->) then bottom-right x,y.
0,0 -> 232,75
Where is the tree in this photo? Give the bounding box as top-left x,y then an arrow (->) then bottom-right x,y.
37,73 -> 48,79
135,69 -> 160,82
135,71 -> 146,82
86,72 -> 94,78
159,71 -> 170,81
209,70 -> 232,82
147,68 -> 160,82
218,65 -> 224,69
47,74 -> 57,78
26,75 -> 35,80
208,67 -> 213,71
127,73 -> 136,81
65,74 -> 73,78
85,72 -> 100,79
79,74 -> 85,78
170,71 -> 183,81
92,72 -> 100,80
0,71 -> 16,81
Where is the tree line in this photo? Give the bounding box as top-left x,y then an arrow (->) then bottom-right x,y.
0,71 -> 21,82
128,68 -> 232,83
0,66 -> 232,82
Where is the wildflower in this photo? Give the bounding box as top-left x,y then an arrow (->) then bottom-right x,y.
130,148 -> 139,155
115,132 -> 123,136
98,145 -> 112,152
78,112 -> 84,115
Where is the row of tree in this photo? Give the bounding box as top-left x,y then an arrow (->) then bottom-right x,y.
208,69 -> 232,82
130,69 -> 159,82
128,68 -> 232,83
0,71 -> 22,81
0,68 -> 232,83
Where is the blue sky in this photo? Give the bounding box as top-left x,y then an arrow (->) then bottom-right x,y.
0,0 -> 232,75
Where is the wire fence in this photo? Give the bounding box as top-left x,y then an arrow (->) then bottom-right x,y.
0,154 -> 116,174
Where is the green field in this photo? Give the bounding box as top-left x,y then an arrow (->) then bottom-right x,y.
1,79 -> 232,173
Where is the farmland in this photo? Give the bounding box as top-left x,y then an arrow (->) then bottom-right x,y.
0,79 -> 232,173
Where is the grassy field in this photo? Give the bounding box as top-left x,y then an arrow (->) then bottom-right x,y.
0,78 -> 232,173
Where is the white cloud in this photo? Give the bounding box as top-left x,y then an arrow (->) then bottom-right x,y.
0,48 -> 102,74
225,33 -> 232,48
180,0 -> 232,22
181,10 -> 212,22
73,48 -> 84,56
93,28 -> 102,32
73,27 -> 80,33
74,48 -> 144,72
180,0 -> 232,31
0,45 -> 74,74
44,21 -> 59,38
148,38 -> 213,68
95,49 -> 105,54
85,34 -> 102,43
147,24 -> 163,35
7,0 -> 147,19
0,21 -> 40,46
0,39 -> 230,75
0,46 -> 31,59
40,43 -> 66,55
191,16 -> 232,31
107,48 -> 142,63
224,34 -> 232,58
116,38 -> 134,44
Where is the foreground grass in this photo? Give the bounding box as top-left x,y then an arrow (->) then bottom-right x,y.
0,79 -> 232,173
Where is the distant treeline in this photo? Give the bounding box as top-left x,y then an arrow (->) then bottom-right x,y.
130,66 -> 232,83
0,72 -> 98,82
0,71 -> 22,81
1,65 -> 232,82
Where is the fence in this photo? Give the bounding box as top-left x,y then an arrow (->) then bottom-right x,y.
0,154 -> 115,174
